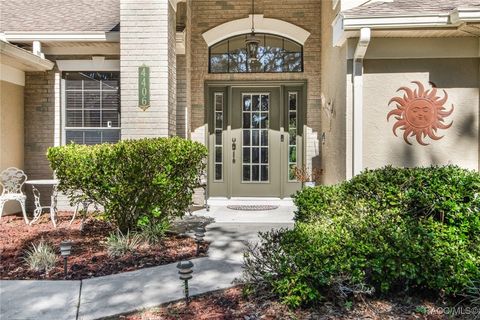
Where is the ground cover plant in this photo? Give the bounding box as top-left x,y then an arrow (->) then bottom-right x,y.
48,137 -> 207,233
243,166 -> 480,309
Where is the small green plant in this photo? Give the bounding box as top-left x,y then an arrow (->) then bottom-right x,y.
138,218 -> 170,245
105,230 -> 143,257
415,306 -> 428,315
24,240 -> 57,273
462,280 -> 480,306
344,300 -> 353,310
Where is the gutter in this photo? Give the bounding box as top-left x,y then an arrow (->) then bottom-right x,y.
3,31 -> 120,42
0,40 -> 54,71
352,28 -> 371,177
333,8 -> 480,46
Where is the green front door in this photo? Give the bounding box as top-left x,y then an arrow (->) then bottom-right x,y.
230,87 -> 281,197
207,83 -> 304,198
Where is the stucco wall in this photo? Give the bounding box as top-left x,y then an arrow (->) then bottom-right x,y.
0,80 -> 24,214
189,0 -> 322,170
320,0 -> 349,184
363,58 -> 479,170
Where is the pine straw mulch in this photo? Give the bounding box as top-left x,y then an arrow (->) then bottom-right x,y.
0,212 -> 208,280
120,286 -> 476,320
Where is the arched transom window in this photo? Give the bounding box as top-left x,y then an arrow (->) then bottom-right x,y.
209,33 -> 303,73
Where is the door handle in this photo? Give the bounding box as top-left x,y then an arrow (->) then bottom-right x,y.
232,138 -> 236,163
281,134 -> 284,142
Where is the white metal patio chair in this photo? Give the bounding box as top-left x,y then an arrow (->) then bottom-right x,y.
29,185 -> 57,228
0,167 -> 29,224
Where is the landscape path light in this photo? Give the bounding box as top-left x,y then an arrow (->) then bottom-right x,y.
59,240 -> 72,279
194,226 -> 206,256
176,260 -> 194,304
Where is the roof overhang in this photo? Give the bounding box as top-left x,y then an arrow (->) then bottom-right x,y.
333,7 -> 480,46
2,31 -> 120,43
0,40 -> 54,71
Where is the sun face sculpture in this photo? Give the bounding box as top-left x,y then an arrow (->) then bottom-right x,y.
387,81 -> 454,146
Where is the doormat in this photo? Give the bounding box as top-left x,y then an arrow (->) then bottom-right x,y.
227,205 -> 279,211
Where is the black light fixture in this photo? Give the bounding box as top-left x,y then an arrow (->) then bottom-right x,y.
59,240 -> 72,279
245,0 -> 259,61
177,260 -> 194,304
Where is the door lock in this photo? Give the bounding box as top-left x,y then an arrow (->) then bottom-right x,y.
232,138 -> 236,163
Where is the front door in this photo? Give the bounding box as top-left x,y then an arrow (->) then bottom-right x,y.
207,83 -> 304,198
230,87 -> 281,197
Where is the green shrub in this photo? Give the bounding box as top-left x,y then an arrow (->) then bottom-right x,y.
48,137 -> 207,232
105,230 -> 143,257
24,240 -> 57,273
243,166 -> 480,308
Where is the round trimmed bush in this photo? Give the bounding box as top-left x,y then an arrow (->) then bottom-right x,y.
48,137 -> 207,232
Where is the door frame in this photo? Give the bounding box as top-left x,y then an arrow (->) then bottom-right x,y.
205,80 -> 307,199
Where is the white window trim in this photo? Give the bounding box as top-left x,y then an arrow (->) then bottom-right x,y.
56,58 -> 120,72
61,68 -> 121,145
202,14 -> 311,47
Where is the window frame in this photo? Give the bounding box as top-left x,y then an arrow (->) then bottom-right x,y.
61,71 -> 121,145
208,33 -> 304,74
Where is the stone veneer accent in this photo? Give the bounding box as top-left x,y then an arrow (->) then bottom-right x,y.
188,0 -> 322,170
120,0 -> 176,138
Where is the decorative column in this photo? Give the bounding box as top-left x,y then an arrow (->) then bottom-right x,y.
120,0 -> 176,139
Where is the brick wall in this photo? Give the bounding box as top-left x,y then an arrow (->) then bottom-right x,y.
120,0 -> 176,138
24,70 -> 58,210
189,0 -> 322,169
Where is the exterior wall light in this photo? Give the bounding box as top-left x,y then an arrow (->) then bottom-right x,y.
194,226 -> 206,256
59,240 -> 72,279
245,0 -> 259,61
177,260 -> 194,304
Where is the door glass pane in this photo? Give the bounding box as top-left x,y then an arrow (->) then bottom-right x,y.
214,93 -> 224,181
243,148 -> 250,163
243,165 -> 251,181
252,148 -> 259,163
288,92 -> 298,181
242,93 -> 269,182
243,95 -> 251,111
261,165 -> 268,182
252,130 -> 259,146
252,95 -> 260,111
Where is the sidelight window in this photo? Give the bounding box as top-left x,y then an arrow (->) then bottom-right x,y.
214,93 -> 224,181
288,92 -> 298,181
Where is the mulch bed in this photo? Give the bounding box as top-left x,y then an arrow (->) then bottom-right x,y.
121,286 -> 474,320
0,212 -> 208,280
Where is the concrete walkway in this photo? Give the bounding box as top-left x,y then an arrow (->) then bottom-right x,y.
0,206 -> 294,320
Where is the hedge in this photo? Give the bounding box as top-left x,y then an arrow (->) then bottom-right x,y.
47,137 -> 207,232
243,166 -> 480,308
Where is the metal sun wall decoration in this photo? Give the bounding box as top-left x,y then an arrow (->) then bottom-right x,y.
387,81 -> 454,146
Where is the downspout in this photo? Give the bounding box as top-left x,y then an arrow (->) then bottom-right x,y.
352,28 -> 371,176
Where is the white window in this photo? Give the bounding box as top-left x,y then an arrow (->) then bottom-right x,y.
62,71 -> 120,145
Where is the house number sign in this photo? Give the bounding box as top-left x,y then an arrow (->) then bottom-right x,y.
138,64 -> 150,111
